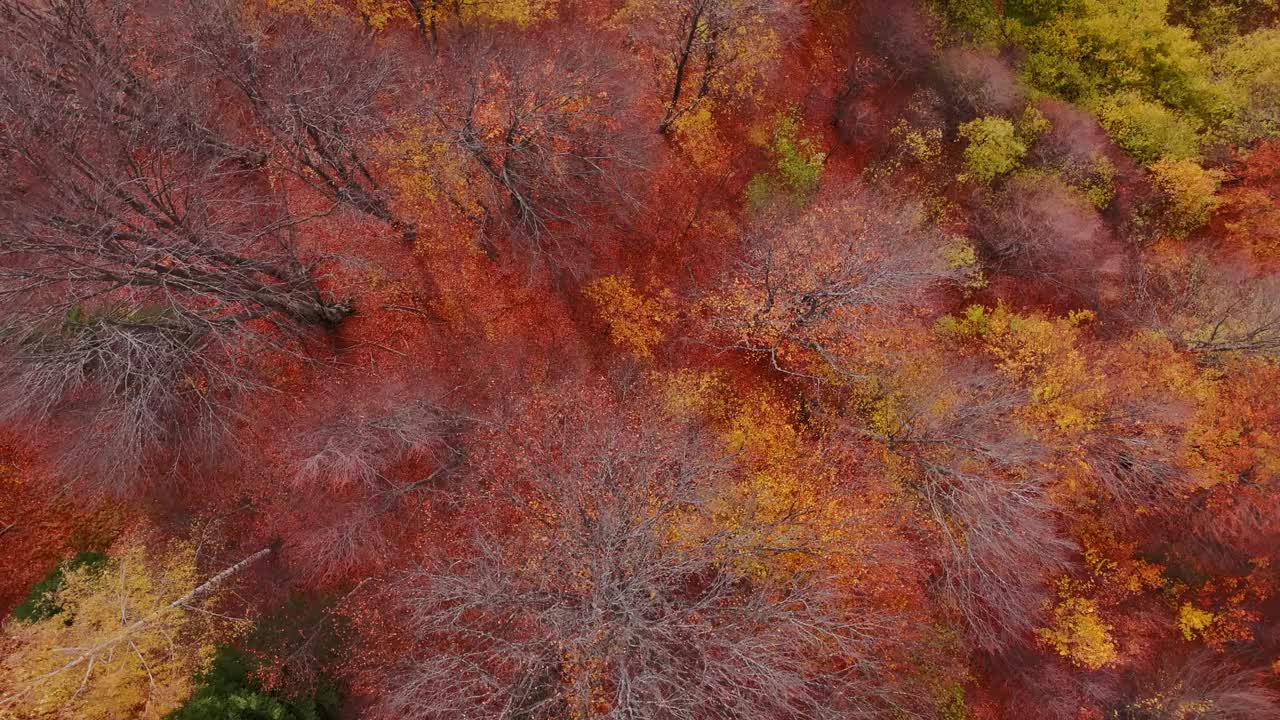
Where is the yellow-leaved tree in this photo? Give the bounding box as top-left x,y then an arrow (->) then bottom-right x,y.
584,275 -> 675,359
0,540 -> 272,719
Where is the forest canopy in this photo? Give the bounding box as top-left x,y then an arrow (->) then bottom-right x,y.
1,0 -> 1280,718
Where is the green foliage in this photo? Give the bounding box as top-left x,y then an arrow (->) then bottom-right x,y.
944,237 -> 988,290
13,551 -> 108,624
1095,92 -> 1202,164
166,646 -> 340,720
1171,0 -> 1280,46
60,303 -> 175,338
774,117 -> 826,197
745,109 -> 826,210
1214,28 -> 1280,144
937,682 -> 970,720
930,0 -> 1002,38
1005,0 -> 1073,24
935,0 -> 1280,163
1017,0 -> 1226,119
1016,105 -> 1051,139
1079,154 -> 1117,208
959,116 -> 1027,182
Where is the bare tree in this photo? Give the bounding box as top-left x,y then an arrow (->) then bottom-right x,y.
279,381 -> 465,583
1111,653 -> 1280,720
1133,251 -> 1280,358
0,319 -> 247,496
1030,99 -> 1116,178
854,364 -> 1075,652
370,388 -> 918,720
974,174 -> 1124,306
287,383 -> 461,492
935,48 -> 1023,120
186,2 -> 418,243
617,0 -> 799,133
1181,272 -> 1280,357
1082,407 -> 1190,516
707,188 -> 959,382
853,0 -> 937,84
0,0 -> 350,493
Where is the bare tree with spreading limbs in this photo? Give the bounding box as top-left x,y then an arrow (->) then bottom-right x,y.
0,0 -> 351,493
368,387 -> 921,720
185,2 -> 421,244
852,364 -> 1076,653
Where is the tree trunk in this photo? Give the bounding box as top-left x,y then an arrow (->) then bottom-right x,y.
658,4 -> 706,134
407,0 -> 430,41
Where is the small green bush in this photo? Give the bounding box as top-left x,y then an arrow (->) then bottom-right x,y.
959,116 -> 1027,182
745,109 -> 826,210
167,646 -> 340,720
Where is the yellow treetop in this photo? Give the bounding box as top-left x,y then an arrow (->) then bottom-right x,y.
1,541 -> 265,720
584,275 -> 675,360
938,304 -> 1104,433
1037,590 -> 1118,670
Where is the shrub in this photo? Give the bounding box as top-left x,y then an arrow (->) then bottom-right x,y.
745,109 -> 826,209
1149,157 -> 1224,235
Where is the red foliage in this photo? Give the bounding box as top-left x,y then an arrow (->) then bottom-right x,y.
0,434 -> 121,614
2,2 -> 1280,719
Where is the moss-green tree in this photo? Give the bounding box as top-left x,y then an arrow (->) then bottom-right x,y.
959,117 -> 1027,183
166,646 -> 339,720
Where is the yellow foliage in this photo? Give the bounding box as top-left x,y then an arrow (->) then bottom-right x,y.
264,0 -> 551,29
355,0 -> 408,29
938,305 -> 1104,433
262,0 -> 342,17
614,0 -> 783,122
584,275 -> 674,359
1149,158 -> 1224,236
655,376 -> 853,574
942,237 -> 987,291
447,0 -> 553,27
1038,592 -> 1118,669
1183,358 -> 1280,490
654,369 -> 733,419
670,104 -> 728,171
377,121 -> 483,254
1177,602 -> 1217,641
0,541 -> 235,719
1079,525 -> 1166,599
891,120 -> 944,165
1129,692 -> 1217,719
722,394 -> 815,537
